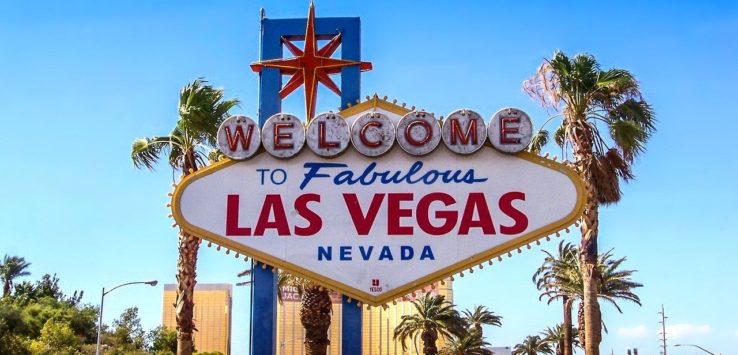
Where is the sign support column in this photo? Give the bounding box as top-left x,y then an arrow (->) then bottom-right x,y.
252,11 -> 365,354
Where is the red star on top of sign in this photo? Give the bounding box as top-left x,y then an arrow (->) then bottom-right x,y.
250,2 -> 372,119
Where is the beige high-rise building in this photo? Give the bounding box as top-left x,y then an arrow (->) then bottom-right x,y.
163,284 -> 232,355
276,279 -> 453,355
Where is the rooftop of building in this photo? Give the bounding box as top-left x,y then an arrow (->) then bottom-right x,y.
163,283 -> 233,292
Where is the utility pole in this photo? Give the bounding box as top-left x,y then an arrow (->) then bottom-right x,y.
658,304 -> 668,355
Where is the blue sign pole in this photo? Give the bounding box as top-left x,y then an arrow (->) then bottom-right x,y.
249,13 -> 280,355
341,296 -> 362,355
251,12 -> 364,355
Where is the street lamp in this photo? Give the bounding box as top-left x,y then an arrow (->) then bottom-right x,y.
236,269 -> 252,287
674,343 -> 719,355
95,280 -> 158,355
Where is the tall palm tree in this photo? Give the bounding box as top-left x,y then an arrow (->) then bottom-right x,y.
524,51 -> 655,355
131,78 -> 238,355
540,324 -> 580,355
394,293 -> 464,355
1,255 -> 31,297
461,305 -> 502,339
532,242 -> 579,355
277,272 -> 333,355
513,335 -> 553,355
439,330 -> 493,355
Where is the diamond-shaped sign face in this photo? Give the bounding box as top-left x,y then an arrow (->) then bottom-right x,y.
171,124 -> 585,305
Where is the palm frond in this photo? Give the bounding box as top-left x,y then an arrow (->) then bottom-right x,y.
553,124 -> 567,148
570,54 -> 601,98
597,69 -> 635,89
134,78 -> 239,173
528,129 -> 549,154
131,136 -> 176,170
207,149 -> 226,164
178,79 -> 240,146
513,335 -> 554,355
608,99 -> 655,161
609,120 -> 648,161
394,293 -> 464,352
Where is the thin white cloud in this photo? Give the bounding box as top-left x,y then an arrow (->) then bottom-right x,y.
664,323 -> 711,339
735,329 -> 738,339
618,325 -> 648,338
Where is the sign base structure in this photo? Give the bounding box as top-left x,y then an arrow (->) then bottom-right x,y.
171,97 -> 585,309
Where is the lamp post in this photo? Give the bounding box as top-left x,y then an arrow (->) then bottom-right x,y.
674,344 -> 719,355
236,269 -> 252,287
95,280 -> 158,355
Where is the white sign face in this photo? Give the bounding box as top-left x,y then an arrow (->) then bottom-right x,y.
172,144 -> 584,305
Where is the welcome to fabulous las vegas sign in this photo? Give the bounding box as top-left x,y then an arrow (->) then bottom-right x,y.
170,100 -> 585,306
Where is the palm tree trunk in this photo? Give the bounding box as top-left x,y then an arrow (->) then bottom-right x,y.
3,281 -> 10,297
175,231 -> 200,355
420,329 -> 439,355
577,301 -> 585,348
563,296 -> 573,355
174,151 -> 202,355
570,118 -> 602,355
300,285 -> 332,355
581,198 -> 602,355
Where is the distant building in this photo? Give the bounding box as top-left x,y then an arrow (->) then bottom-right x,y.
163,283 -> 232,355
489,346 -> 513,355
276,279 -> 453,354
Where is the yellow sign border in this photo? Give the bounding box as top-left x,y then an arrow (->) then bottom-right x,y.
171,149 -> 585,306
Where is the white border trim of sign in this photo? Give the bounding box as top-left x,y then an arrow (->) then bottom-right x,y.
170,146 -> 586,306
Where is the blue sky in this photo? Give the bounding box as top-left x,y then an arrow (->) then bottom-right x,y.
1,0 -> 737,354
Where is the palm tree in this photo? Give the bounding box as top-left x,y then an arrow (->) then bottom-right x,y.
440,330 -> 493,355
533,244 -> 642,350
513,335 -> 553,355
276,272 -> 333,355
575,250 -> 643,347
394,293 -> 464,355
131,78 -> 238,355
1,255 -> 31,297
540,324 -> 580,355
462,305 -> 502,339
532,242 -> 579,355
524,51 -> 655,355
